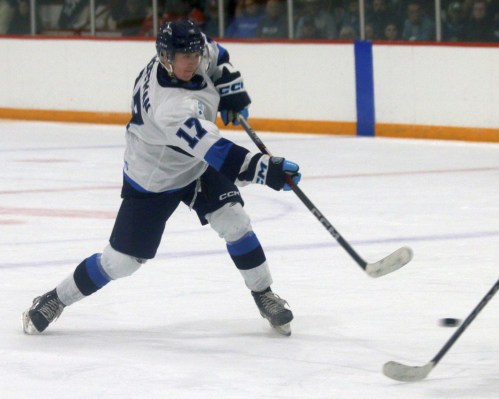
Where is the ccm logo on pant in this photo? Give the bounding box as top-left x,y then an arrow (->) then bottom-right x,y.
219,191 -> 241,200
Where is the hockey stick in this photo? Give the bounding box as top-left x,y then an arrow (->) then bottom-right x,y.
236,115 -> 413,278
383,276 -> 499,382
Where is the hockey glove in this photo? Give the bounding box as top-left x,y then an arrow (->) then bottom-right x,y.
221,107 -> 248,127
240,154 -> 301,191
214,66 -> 251,126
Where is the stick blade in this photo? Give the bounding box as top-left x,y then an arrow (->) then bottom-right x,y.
365,246 -> 413,278
383,361 -> 434,382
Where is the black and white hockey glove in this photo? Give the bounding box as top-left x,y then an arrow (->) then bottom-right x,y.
214,65 -> 251,126
239,154 -> 301,191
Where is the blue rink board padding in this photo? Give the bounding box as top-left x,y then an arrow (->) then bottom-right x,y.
354,40 -> 375,137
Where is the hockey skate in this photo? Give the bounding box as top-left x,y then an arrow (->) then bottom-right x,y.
252,287 -> 293,336
22,289 -> 65,334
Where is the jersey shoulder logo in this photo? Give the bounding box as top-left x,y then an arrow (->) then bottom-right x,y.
197,101 -> 206,117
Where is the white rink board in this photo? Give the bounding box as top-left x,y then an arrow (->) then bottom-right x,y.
373,44 -> 499,128
0,38 -> 498,129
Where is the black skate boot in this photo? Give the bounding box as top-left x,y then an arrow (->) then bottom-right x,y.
22,289 -> 65,334
252,287 -> 293,336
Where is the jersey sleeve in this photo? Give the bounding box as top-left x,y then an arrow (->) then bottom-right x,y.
204,37 -> 232,83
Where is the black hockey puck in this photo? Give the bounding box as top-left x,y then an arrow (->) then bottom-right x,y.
439,318 -> 461,327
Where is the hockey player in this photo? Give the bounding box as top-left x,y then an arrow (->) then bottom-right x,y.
22,19 -> 301,337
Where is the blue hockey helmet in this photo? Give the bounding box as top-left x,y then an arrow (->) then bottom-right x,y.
156,20 -> 205,64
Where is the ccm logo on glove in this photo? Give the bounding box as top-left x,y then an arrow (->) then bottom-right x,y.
214,66 -> 251,126
218,82 -> 244,96
256,162 -> 268,185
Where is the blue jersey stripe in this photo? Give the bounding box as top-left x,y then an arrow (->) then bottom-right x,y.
204,138 -> 234,171
216,44 -> 230,65
227,232 -> 260,257
84,254 -> 111,288
124,172 -> 149,192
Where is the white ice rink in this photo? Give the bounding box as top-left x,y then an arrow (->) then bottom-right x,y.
1,120 -> 499,398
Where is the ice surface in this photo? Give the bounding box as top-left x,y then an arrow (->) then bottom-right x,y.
1,120 -> 499,398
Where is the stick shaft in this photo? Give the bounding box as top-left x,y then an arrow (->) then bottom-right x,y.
237,115 -> 368,269
431,277 -> 499,366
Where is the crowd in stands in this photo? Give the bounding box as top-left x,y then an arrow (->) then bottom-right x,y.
0,0 -> 497,42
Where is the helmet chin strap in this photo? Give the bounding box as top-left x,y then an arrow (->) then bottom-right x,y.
158,52 -> 175,78
164,62 -> 175,78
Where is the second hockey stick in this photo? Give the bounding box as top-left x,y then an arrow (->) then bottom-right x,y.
237,115 -> 412,278
383,276 -> 499,382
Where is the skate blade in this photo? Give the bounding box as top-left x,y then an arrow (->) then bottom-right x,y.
271,322 -> 291,336
22,311 -> 40,335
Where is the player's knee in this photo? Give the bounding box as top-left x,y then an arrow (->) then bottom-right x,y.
100,244 -> 146,279
206,202 -> 252,242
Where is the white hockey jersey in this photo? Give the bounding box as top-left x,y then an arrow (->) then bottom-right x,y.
123,38 -> 253,193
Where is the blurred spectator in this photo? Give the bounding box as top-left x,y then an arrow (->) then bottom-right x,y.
463,0 -> 495,41
338,0 -> 359,38
7,0 -> 39,33
133,0 -> 205,36
338,24 -> 356,38
494,2 -> 499,41
225,0 -> 263,38
295,0 -> 337,39
296,15 -> 318,38
442,0 -> 465,41
109,0 -> 149,36
387,0 -> 406,22
365,22 -> 375,39
329,0 -> 346,27
256,0 -> 288,38
0,0 -> 15,33
225,0 -> 238,21
50,0 -> 111,33
203,0 -> 221,37
402,0 -> 435,40
58,0 -> 90,29
383,20 -> 400,39
162,0 -> 205,26
460,0 -> 474,18
367,0 -> 396,39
